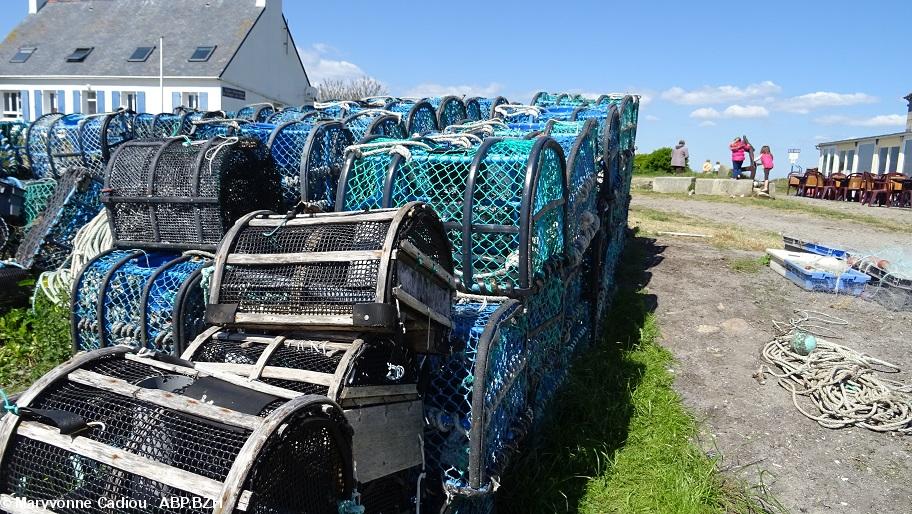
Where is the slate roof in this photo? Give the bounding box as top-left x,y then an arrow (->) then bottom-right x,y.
0,0 -> 263,77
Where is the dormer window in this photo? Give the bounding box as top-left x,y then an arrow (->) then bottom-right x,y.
66,47 -> 94,62
128,46 -> 155,62
188,46 -> 215,62
10,47 -> 36,63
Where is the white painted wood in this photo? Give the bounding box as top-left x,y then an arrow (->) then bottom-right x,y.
67,369 -> 262,431
180,325 -> 223,360
226,250 -> 381,265
124,353 -> 200,376
345,401 -> 424,482
17,421 -> 225,501
249,336 -> 285,380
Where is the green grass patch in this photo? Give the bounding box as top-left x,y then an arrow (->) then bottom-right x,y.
0,297 -> 71,394
729,255 -> 770,274
629,206 -> 781,252
496,237 -> 771,513
635,189 -> 911,234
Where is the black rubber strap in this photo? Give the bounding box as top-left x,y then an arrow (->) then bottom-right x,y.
18,408 -> 90,435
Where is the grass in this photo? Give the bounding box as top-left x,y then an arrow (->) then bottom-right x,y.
629,205 -> 780,252
0,297 -> 71,394
729,255 -> 770,274
635,189 -> 911,235
497,236 -> 777,514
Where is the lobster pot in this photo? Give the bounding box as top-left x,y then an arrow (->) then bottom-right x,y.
71,249 -> 210,354
47,114 -> 84,177
571,102 -> 621,159
237,103 -> 275,122
422,299 -> 529,510
384,99 -> 439,135
238,122 -> 276,145
339,136 -> 567,296
181,110 -> 223,135
0,120 -> 28,171
343,110 -> 406,142
102,136 -> 283,251
78,111 -> 135,176
190,119 -> 238,140
317,101 -> 357,119
25,113 -> 64,179
14,167 -> 102,270
465,96 -> 508,122
430,96 -> 467,129
531,91 -> 592,108
266,120 -> 353,210
267,107 -> 317,124
0,348 -> 356,514
207,203 -> 455,352
21,178 -> 57,225
556,120 -> 600,267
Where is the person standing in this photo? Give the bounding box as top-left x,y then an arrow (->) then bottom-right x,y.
713,161 -> 721,174
670,140 -> 689,174
729,137 -> 751,179
702,159 -> 712,173
758,145 -> 774,192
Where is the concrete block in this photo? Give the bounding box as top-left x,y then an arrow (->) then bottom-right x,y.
693,178 -> 754,196
652,176 -> 694,193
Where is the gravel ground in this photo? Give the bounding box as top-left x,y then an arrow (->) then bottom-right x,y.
627,197 -> 912,514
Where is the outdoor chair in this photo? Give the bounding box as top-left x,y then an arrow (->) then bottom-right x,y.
786,171 -> 803,195
799,170 -> 824,198
844,172 -> 865,202
885,172 -> 909,206
861,172 -> 892,207
820,172 -> 846,200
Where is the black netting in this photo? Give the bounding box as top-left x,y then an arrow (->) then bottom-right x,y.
233,221 -> 390,254
1,437 -> 213,514
243,408 -> 352,514
360,471 -> 414,514
347,338 -> 419,387
103,137 -> 283,250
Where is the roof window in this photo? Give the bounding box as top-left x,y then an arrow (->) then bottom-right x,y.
66,47 -> 94,62
188,46 -> 216,62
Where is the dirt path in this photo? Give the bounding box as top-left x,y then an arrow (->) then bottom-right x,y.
635,210 -> 912,512
631,195 -> 910,252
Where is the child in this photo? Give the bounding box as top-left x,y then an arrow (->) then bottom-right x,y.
759,145 -> 773,192
702,159 -> 712,173
729,137 -> 751,179
713,161 -> 721,175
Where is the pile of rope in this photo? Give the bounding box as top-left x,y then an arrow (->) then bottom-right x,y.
33,209 -> 112,305
758,310 -> 912,433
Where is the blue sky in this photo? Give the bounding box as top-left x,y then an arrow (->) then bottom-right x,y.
3,0 -> 910,174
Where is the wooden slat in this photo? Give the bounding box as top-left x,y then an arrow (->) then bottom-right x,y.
340,384 -> 418,399
0,494 -> 58,514
226,250 -> 381,265
392,286 -> 453,328
68,370 -> 262,431
17,421 -> 225,501
245,210 -> 395,226
216,331 -> 355,350
397,240 -> 457,288
345,401 -> 424,482
124,353 -> 200,376
249,336 -> 285,380
194,362 -> 334,386
190,365 -> 302,400
180,325 -> 223,360
327,339 -> 363,400
232,312 -> 355,327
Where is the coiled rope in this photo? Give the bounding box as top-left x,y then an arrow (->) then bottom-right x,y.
757,310 -> 912,433
33,209 -> 112,305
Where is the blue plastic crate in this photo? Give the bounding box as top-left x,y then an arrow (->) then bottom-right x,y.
782,235 -> 849,260
782,258 -> 870,295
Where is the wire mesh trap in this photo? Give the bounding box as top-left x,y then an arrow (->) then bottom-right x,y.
343,109 -> 407,142
428,96 -> 468,129
14,166 -> 103,271
102,136 -> 284,251
384,99 -> 440,136
464,97 -> 508,122
71,249 -> 211,354
25,112 -> 64,179
337,135 -> 568,296
207,202 -> 455,352
0,348 -> 356,514
43,111 -> 135,179
236,103 -> 276,123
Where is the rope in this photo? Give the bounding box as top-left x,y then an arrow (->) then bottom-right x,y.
494,104 -> 542,118
424,133 -> 483,148
343,139 -> 433,160
33,209 -> 112,305
757,310 -> 912,433
0,388 -> 18,416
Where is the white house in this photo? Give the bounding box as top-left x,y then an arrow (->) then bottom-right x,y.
815,93 -> 912,176
0,0 -> 314,121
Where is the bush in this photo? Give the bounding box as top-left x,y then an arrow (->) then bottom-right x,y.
0,297 -> 71,393
634,147 -> 696,175
316,77 -> 387,102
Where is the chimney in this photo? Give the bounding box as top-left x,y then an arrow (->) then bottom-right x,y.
28,0 -> 48,14
906,92 -> 912,132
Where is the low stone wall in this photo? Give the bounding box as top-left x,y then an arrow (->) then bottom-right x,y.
694,179 -> 754,196
652,176 -> 694,193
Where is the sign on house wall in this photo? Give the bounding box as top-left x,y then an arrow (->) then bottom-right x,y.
222,86 -> 246,101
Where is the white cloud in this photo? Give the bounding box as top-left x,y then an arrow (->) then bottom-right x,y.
776,92 -> 877,114
404,82 -> 503,98
298,44 -> 370,83
814,114 -> 906,127
698,121 -> 717,127
723,104 -> 769,118
690,107 -> 721,120
661,81 -> 781,105
643,114 -> 659,122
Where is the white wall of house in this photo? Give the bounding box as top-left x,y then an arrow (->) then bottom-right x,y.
219,0 -> 313,107
0,78 -> 223,119
817,133 -> 910,176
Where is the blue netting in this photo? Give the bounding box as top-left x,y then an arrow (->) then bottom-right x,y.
301,121 -> 353,209
267,107 -> 318,124
238,122 -> 275,146
133,113 -> 156,138
266,120 -> 314,207
47,114 -> 83,178
342,110 -> 406,142
433,97 -> 467,129
190,119 -> 236,140
22,178 -> 56,226
237,104 -> 275,122
143,256 -> 209,354
26,113 -> 64,179
71,249 -> 137,351
101,251 -> 176,348
464,99 -> 482,122
385,100 -> 439,135
79,112 -> 134,177
153,113 -> 186,137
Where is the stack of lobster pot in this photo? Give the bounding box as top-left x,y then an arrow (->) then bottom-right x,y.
71,136 -> 284,355
185,201 -> 457,511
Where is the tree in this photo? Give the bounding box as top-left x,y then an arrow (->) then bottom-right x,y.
316,77 -> 387,102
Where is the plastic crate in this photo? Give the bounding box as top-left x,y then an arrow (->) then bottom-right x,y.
0,179 -> 25,222
781,258 -> 870,295
782,235 -> 849,260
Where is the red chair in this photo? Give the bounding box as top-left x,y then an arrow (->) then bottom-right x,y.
799,170 -> 825,198
786,172 -> 804,195
820,172 -> 846,200
861,172 -> 892,207
885,172 -> 908,205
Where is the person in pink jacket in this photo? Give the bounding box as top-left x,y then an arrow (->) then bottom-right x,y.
729,137 -> 752,179
758,145 -> 774,192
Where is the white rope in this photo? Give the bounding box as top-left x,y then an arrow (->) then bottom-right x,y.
344,139 -> 433,160
494,104 -> 542,118
424,133 -> 483,148
314,100 -> 359,110
348,109 -> 403,122
33,209 -> 112,305
757,310 -> 912,433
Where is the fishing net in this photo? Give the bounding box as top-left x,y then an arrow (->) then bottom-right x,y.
15,166 -> 103,270
267,106 -> 318,124
22,178 -> 56,226
343,110 -> 406,142
103,136 -> 283,251
435,96 -> 468,129
25,113 -> 64,179
385,100 -> 439,135
78,111 -> 134,177
237,103 -> 275,122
